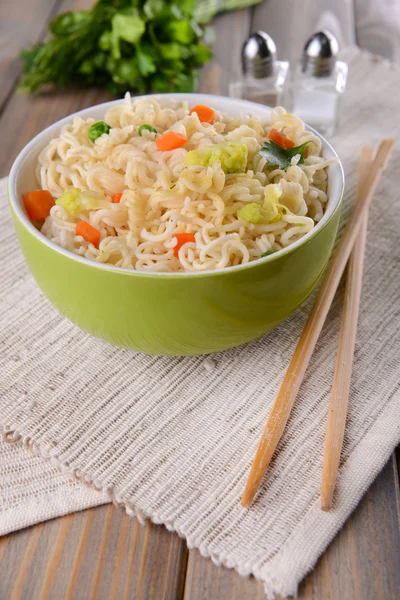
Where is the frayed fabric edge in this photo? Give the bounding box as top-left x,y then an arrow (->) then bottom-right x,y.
0,424 -> 295,600
3,384 -> 399,600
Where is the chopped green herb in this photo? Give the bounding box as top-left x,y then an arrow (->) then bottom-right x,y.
259,140 -> 311,170
170,184 -> 176,189
261,249 -> 274,257
88,121 -> 110,142
18,1 -> 213,96
138,124 -> 158,136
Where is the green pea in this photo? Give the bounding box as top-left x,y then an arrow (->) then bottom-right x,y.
88,121 -> 111,142
138,124 -> 158,136
261,249 -> 274,257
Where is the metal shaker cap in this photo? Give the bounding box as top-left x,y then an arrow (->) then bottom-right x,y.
302,30 -> 339,77
241,31 -> 277,78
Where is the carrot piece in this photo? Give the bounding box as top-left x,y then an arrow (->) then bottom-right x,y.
76,221 -> 101,248
156,132 -> 188,151
173,233 -> 196,258
268,128 -> 295,150
189,105 -> 215,124
111,193 -> 123,203
23,190 -> 54,221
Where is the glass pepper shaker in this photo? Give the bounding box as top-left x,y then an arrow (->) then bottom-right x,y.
289,30 -> 348,137
228,31 -> 289,107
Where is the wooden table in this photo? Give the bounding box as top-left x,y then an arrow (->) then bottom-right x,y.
1,1 -> 400,598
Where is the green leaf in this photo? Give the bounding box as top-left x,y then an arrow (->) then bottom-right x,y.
151,77 -> 171,93
79,59 -> 95,75
111,57 -> 138,83
143,2 -> 184,24
166,20 -> 194,44
110,13 -> 145,59
136,46 -> 156,76
258,140 -> 311,170
143,0 -> 165,19
112,13 -> 145,44
162,61 -> 185,77
98,30 -> 112,51
93,52 -> 107,69
173,72 -> 196,92
158,43 -> 183,60
97,0 -> 133,8
177,0 -> 196,15
261,249 -> 274,257
50,11 -> 91,37
19,43 -> 43,73
193,44 -> 213,65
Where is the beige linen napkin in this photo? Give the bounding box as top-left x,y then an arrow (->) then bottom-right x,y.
1,47 -> 399,599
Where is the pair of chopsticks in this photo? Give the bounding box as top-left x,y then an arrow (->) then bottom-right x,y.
241,139 -> 395,511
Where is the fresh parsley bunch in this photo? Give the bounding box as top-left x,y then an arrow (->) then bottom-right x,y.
19,0 -> 213,95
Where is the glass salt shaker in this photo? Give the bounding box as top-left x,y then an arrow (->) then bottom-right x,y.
290,30 -> 348,137
229,31 -> 289,107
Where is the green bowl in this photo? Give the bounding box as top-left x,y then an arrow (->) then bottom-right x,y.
9,94 -> 344,356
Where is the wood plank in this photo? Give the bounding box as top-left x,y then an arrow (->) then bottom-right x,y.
184,549 -> 265,600
397,447 -> 400,492
0,0 -> 61,113
184,457 -> 400,600
10,523 -> 44,600
0,0 -> 112,178
0,505 -> 188,599
251,0 -> 356,64
297,455 -> 400,600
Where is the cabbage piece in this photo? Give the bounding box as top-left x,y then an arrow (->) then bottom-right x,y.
56,188 -> 99,216
238,184 -> 291,225
237,203 -> 263,224
279,180 -> 305,214
262,184 -> 284,223
184,142 -> 248,174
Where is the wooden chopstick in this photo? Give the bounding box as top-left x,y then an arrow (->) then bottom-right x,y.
320,146 -> 374,510
241,140 -> 395,508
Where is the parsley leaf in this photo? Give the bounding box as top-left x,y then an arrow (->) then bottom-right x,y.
259,140 -> 311,170
110,14 -> 145,60
50,11 -> 91,36
136,45 -> 156,76
166,20 -> 195,44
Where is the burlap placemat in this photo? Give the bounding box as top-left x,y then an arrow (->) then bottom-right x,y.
1,47 -> 399,598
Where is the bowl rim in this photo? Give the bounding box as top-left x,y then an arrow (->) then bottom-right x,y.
9,92 -> 345,279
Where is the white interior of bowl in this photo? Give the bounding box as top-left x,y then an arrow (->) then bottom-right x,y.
8,93 -> 344,277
